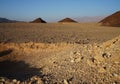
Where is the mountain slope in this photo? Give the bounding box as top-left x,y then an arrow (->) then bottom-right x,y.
100,11 -> 120,27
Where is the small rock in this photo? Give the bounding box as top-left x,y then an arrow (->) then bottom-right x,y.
71,60 -> 74,63
112,73 -> 118,77
37,80 -> 42,84
103,66 -> 107,70
102,53 -> 108,58
98,67 -> 106,73
73,51 -> 81,55
113,81 -> 119,84
31,80 -> 37,84
73,51 -> 77,54
91,57 -> 96,63
75,57 -> 81,62
45,81 -> 48,84
30,76 -> 37,81
102,53 -> 111,58
63,79 -> 68,84
113,82 -> 116,84
17,81 -> 20,84
0,82 -> 5,84
114,61 -> 119,64
0,77 -> 5,82
12,79 -> 17,83
81,57 -> 84,60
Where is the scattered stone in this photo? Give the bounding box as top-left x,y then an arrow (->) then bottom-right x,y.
103,66 -> 107,70
87,59 -> 96,67
114,61 -> 119,64
37,80 -> 43,84
0,78 -> 5,84
75,57 -> 81,62
81,57 -> 84,60
112,73 -> 118,77
102,53 -> 111,58
98,67 -> 106,73
73,51 -> 81,55
63,79 -> 68,84
0,33 -> 120,84
30,76 -> 38,81
31,80 -> 37,84
12,79 -> 17,83
113,82 -> 117,84
112,81 -> 119,84
17,81 -> 20,84
91,57 -> 96,63
71,60 -> 74,63
0,82 -> 5,84
0,77 -> 5,82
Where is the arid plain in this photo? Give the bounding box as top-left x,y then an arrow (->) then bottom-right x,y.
0,23 -> 120,84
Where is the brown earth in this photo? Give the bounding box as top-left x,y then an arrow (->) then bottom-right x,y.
0,23 -> 120,84
100,11 -> 120,27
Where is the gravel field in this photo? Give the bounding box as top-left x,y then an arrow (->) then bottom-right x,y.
0,23 -> 120,84
0,23 -> 120,43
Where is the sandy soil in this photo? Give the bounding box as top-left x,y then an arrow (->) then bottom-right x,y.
0,23 -> 120,84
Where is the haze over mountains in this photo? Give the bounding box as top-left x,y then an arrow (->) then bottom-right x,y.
0,16 -> 106,23
0,17 -> 19,23
74,16 -> 106,22
0,11 -> 120,24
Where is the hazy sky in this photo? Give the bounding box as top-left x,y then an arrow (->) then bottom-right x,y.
0,0 -> 120,22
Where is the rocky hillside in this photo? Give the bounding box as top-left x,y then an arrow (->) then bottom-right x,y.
100,11 -> 120,27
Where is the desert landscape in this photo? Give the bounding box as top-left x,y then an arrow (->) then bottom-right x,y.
0,0 -> 120,83
0,20 -> 120,84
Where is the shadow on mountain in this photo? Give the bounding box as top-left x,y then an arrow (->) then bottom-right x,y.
0,49 -> 13,57
0,60 -> 43,81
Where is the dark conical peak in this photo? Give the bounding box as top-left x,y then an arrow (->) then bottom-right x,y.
31,18 -> 47,23
58,17 -> 77,23
100,10 -> 120,27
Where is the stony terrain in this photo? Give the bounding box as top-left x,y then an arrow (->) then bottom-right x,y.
0,23 -> 120,84
0,23 -> 120,43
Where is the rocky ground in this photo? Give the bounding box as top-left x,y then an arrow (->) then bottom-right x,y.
0,23 -> 120,43
0,23 -> 120,84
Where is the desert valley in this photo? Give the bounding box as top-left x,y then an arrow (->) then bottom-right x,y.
0,11 -> 120,84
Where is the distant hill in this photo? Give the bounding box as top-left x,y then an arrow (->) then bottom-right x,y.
100,11 -> 120,27
58,18 -> 77,23
31,18 -> 47,23
0,17 -> 18,23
